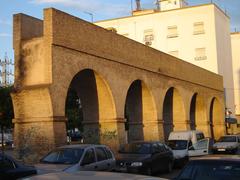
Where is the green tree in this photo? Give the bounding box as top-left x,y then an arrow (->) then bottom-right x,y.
0,86 -> 14,128
65,88 -> 83,131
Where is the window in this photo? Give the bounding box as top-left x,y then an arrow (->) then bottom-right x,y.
96,147 -> 108,161
192,139 -> 208,150
196,133 -> 205,141
169,50 -> 179,57
193,22 -> 205,35
81,148 -> 95,165
167,26 -> 178,38
143,29 -> 154,46
41,148 -> 84,164
104,147 -> 113,159
0,157 -> 15,169
152,143 -> 161,153
195,48 -> 207,60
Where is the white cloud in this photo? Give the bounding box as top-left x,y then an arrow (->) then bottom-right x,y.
30,0 -> 130,17
0,33 -> 12,37
0,19 -> 12,26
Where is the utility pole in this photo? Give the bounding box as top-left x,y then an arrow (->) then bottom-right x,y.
84,11 -> 93,23
0,53 -> 14,87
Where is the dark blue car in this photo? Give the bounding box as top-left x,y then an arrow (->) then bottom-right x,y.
0,153 -> 37,180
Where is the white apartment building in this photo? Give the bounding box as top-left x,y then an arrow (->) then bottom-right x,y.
231,32 -> 240,122
95,0 -> 235,118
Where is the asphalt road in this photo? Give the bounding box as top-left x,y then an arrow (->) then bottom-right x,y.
157,169 -> 181,179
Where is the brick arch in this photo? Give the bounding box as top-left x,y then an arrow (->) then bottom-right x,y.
124,79 -> 158,142
64,69 -> 117,143
189,93 -> 207,132
209,97 -> 225,140
162,87 -> 187,140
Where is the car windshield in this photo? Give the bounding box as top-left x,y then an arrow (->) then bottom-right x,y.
178,161 -> 240,180
167,140 -> 188,150
41,148 -> 84,164
119,143 -> 151,154
218,136 -> 237,142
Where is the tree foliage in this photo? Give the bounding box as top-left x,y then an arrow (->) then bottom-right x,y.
0,86 -> 14,128
65,88 -> 83,131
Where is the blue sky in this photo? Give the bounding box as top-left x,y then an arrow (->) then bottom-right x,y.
0,0 -> 240,60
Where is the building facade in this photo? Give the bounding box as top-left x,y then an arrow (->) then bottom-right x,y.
231,32 -> 240,125
95,1 -> 235,118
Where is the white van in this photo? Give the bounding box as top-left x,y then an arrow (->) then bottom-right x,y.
167,130 -> 212,165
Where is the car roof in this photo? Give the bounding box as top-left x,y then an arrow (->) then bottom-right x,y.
27,171 -> 167,180
58,144 -> 108,149
191,155 -> 240,162
220,135 -> 239,137
125,141 -> 164,145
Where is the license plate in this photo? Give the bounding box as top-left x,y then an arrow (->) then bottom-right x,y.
218,149 -> 225,151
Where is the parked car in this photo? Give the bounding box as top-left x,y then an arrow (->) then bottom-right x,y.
167,130 -> 212,166
174,156 -> 240,180
22,171 -> 168,180
213,135 -> 240,154
36,144 -> 116,174
0,133 -> 13,147
67,130 -> 83,143
0,153 -> 37,180
116,141 -> 174,175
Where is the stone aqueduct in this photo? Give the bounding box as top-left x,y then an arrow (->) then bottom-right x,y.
12,8 -> 225,155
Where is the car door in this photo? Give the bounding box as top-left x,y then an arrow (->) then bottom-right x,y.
188,138 -> 210,157
151,143 -> 166,172
80,148 -> 97,171
0,156 -> 17,179
94,146 -> 109,171
103,147 -> 116,171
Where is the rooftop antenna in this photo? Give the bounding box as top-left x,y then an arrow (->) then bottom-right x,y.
136,0 -> 141,11
155,0 -> 160,10
131,0 -> 133,14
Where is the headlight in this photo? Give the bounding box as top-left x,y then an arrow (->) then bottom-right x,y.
131,162 -> 143,167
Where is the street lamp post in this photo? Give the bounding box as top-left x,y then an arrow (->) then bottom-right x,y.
84,11 -> 93,23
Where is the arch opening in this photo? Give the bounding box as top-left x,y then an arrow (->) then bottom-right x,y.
190,93 -> 197,130
190,93 -> 209,136
163,87 -> 186,140
209,97 -> 224,140
65,69 -> 116,144
124,80 -> 157,143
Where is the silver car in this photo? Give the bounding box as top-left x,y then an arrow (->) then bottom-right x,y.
213,135 -> 240,154
23,171 -> 168,180
36,144 -> 116,174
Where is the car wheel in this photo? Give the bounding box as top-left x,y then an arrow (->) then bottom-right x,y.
146,167 -> 153,176
166,161 -> 173,173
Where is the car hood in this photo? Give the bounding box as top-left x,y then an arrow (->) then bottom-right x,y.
213,142 -> 238,148
116,153 -> 151,163
35,163 -> 73,174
